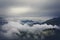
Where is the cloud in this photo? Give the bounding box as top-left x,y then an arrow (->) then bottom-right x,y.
0,0 -> 60,17
0,20 -> 59,40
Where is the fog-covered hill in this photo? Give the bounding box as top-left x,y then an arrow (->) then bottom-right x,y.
20,20 -> 41,26
44,28 -> 60,40
42,17 -> 60,26
0,17 -> 8,25
0,17 -> 60,40
15,28 -> 60,40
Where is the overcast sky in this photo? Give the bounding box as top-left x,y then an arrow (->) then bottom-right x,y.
0,0 -> 60,17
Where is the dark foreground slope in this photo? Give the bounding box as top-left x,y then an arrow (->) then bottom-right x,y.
44,28 -> 60,40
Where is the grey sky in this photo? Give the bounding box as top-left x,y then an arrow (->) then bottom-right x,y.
0,0 -> 60,17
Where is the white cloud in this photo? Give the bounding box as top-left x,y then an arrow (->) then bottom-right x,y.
1,21 -> 59,39
5,17 -> 52,22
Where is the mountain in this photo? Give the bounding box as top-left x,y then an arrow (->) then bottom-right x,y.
42,17 -> 60,26
0,17 -> 8,25
20,20 -> 41,26
44,28 -> 60,40
16,28 -> 60,40
21,17 -> 60,26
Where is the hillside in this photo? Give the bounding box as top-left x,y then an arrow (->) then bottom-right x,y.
42,17 -> 60,26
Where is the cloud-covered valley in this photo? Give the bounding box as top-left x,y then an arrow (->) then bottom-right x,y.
0,18 -> 59,40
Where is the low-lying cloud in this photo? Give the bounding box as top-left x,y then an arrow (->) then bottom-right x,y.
0,21 -> 59,40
